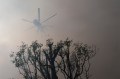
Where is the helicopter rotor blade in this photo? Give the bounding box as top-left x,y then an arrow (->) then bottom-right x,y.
41,13 -> 57,24
38,8 -> 40,21
22,19 -> 33,23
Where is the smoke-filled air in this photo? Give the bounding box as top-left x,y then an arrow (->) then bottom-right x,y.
0,0 -> 119,79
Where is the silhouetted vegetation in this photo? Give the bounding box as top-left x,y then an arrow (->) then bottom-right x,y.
10,38 -> 96,79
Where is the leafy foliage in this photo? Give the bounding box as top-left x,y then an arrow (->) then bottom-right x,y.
10,38 -> 96,79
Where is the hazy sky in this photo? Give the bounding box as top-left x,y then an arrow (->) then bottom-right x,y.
0,0 -> 119,79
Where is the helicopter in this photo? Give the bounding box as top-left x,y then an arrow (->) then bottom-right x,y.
22,8 -> 57,31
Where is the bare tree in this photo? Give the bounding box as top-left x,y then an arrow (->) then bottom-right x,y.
10,38 -> 96,79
